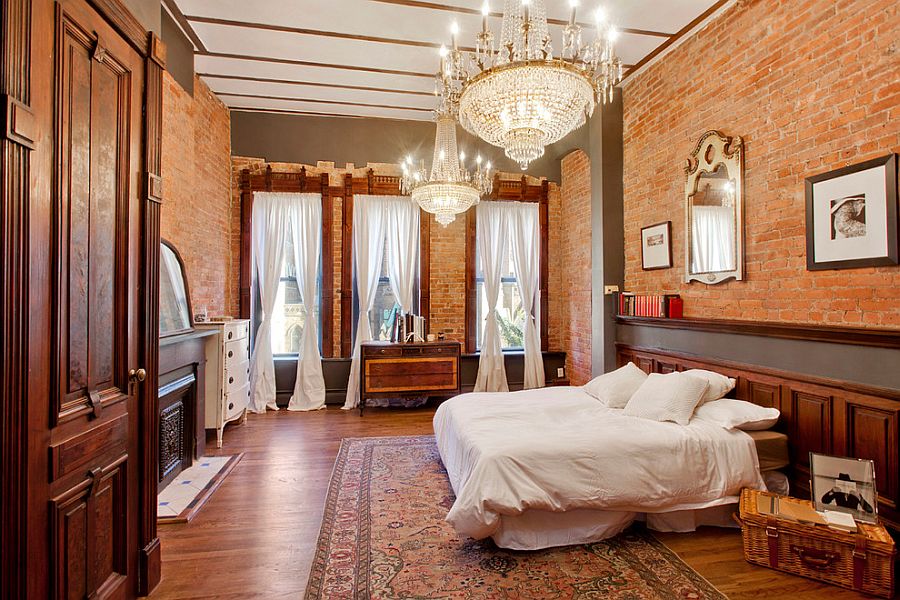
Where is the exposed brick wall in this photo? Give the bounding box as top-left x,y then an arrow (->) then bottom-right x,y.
559,151 -> 593,384
622,0 -> 900,328
161,73 -> 235,317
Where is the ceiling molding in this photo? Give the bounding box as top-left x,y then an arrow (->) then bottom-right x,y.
216,92 -> 433,112
369,0 -> 674,38
198,51 -> 436,79
197,73 -> 434,97
231,107 -> 424,122
161,0 -> 207,53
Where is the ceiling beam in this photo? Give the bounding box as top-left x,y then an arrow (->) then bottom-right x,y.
198,51 -> 436,79
161,0 -> 208,53
216,92 -> 433,112
230,107 -> 425,122
197,73 -> 435,96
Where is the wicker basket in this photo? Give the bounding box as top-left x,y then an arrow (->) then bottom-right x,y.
737,489 -> 895,598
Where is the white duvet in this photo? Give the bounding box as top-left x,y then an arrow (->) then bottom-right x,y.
434,386 -> 766,542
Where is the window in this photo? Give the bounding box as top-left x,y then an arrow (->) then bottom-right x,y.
475,241 -> 524,351
262,223 -> 323,355
352,235 -> 419,345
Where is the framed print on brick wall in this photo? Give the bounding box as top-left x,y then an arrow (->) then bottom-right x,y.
805,154 -> 898,270
641,221 -> 672,270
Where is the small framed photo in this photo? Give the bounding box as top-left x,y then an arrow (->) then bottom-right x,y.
641,221 -> 672,270
810,452 -> 878,524
805,154 -> 898,270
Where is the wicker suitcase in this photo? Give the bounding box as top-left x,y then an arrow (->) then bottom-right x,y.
737,489 -> 895,598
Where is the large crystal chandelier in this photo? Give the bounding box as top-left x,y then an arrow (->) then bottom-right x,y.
438,0 -> 622,169
400,111 -> 493,226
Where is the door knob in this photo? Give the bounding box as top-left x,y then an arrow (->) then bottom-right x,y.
129,368 -> 147,382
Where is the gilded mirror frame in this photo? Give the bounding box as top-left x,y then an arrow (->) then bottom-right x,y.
684,130 -> 744,284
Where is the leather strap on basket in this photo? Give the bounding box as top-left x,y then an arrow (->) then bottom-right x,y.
765,516 -> 779,569
853,535 -> 868,591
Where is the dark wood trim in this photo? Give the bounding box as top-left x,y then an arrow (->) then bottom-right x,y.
239,169 -> 253,319
615,343 -> 900,528
370,0 -> 673,38
621,0 -> 731,81
198,51 -> 434,79
161,0 -> 208,53
86,0 -> 150,56
615,315 -> 900,349
341,174 -> 354,357
465,181 -> 549,353
198,73 -> 434,96
215,92 -> 431,113
138,32 -> 165,597
321,173 -> 334,358
419,210 -> 431,327
804,154 -> 898,271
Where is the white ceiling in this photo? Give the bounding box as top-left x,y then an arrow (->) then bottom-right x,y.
167,0 -> 723,121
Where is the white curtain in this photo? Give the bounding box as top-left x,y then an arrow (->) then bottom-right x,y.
248,193 -> 290,413
286,193 -> 327,411
474,201 -> 510,393
508,202 -> 544,390
342,196 -> 390,409
691,206 -> 735,272
384,197 -> 420,315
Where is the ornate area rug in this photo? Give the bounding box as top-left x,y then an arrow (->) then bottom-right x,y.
305,435 -> 725,599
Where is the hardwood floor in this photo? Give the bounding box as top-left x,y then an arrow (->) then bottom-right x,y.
150,407 -> 876,599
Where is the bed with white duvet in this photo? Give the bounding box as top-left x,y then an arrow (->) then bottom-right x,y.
434,383 -> 770,550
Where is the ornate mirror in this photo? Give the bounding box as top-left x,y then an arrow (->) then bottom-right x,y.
684,130 -> 744,284
159,240 -> 193,337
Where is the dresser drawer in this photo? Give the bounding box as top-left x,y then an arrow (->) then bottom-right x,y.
223,320 -> 249,343
224,360 -> 250,392
224,383 -> 250,420
364,345 -> 403,357
364,357 -> 458,393
224,338 -> 250,370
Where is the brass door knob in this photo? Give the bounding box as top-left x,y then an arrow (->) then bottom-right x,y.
129,368 -> 147,382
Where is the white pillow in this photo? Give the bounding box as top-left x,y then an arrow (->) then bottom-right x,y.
694,398 -> 780,430
623,372 -> 709,425
684,368 -> 736,404
583,362 -> 648,408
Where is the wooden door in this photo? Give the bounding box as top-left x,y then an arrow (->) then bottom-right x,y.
30,1 -> 146,597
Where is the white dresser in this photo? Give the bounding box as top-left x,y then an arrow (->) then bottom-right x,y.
196,319 -> 251,447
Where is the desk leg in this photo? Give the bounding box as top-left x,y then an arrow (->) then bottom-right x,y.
359,399 -> 364,417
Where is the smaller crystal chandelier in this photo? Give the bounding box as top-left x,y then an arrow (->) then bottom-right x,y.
401,111 -> 493,226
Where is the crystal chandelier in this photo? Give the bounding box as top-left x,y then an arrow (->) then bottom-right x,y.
437,0 -> 622,169
400,111 -> 493,226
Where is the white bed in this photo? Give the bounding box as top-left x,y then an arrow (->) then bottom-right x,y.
433,386 -> 768,550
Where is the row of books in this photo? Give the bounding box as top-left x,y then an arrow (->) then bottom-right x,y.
616,292 -> 684,319
391,313 -> 426,343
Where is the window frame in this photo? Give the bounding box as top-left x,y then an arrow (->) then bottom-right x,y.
465,178 -> 549,354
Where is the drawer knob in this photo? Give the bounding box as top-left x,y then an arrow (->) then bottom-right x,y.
379,349 -> 386,354
228,402 -> 234,410
246,368 -> 250,374
228,350 -> 234,358
227,332 -> 233,340
229,376 -> 234,384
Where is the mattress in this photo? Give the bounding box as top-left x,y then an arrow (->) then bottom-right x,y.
746,429 -> 789,472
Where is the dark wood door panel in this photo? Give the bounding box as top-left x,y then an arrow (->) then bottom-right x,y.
845,401 -> 899,509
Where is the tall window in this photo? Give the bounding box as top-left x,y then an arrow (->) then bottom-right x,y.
264,223 -> 323,355
475,241 -> 524,350
352,234 -> 419,344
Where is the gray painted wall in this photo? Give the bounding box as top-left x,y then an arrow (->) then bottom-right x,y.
122,0 -> 161,34
231,111 -> 586,183
161,9 -> 194,94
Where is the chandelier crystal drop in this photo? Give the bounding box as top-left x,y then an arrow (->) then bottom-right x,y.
437,0 -> 623,169
400,112 -> 493,226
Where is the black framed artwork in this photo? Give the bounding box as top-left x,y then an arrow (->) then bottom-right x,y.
805,154 -> 898,270
641,221 -> 672,270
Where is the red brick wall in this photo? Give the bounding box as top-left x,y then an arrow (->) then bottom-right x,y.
161,74 -> 235,318
622,0 -> 900,328
559,151 -> 593,384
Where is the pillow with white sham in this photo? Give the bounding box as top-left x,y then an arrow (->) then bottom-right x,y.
684,368 -> 736,404
623,372 -> 709,425
583,362 -> 648,408
693,398 -> 780,430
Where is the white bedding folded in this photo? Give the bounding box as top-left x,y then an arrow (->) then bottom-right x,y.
434,386 -> 766,541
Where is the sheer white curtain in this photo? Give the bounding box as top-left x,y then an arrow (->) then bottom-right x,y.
691,206 -> 735,272
384,196 -> 420,314
508,202 -> 544,389
286,193 -> 327,411
248,193 -> 289,413
342,196 -> 389,410
474,201 -> 510,392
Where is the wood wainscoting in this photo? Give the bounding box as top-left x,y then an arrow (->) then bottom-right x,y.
616,343 -> 900,530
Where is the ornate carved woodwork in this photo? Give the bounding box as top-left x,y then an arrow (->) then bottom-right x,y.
616,343 -> 900,529
158,400 -> 185,482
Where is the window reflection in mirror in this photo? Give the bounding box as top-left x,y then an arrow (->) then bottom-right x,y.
159,243 -> 192,335
690,164 -> 736,273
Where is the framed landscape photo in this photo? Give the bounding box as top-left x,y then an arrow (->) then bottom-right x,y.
805,154 -> 898,270
810,452 -> 878,524
641,221 -> 672,270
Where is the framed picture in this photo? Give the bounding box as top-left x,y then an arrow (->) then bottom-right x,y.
641,221 -> 672,270
805,154 -> 898,270
810,452 -> 878,524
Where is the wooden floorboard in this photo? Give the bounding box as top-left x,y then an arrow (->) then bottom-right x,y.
150,407 -> 875,599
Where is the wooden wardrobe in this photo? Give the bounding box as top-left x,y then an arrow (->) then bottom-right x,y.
1,0 -> 164,597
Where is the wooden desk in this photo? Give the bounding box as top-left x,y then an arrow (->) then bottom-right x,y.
359,341 -> 461,416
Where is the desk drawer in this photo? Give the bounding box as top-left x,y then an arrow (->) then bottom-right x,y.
364,357 -> 458,393
225,360 -> 250,392
223,320 -> 249,343
225,383 -> 250,420
224,338 -> 250,370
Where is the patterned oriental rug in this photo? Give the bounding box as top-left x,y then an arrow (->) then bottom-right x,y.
305,435 -> 726,599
